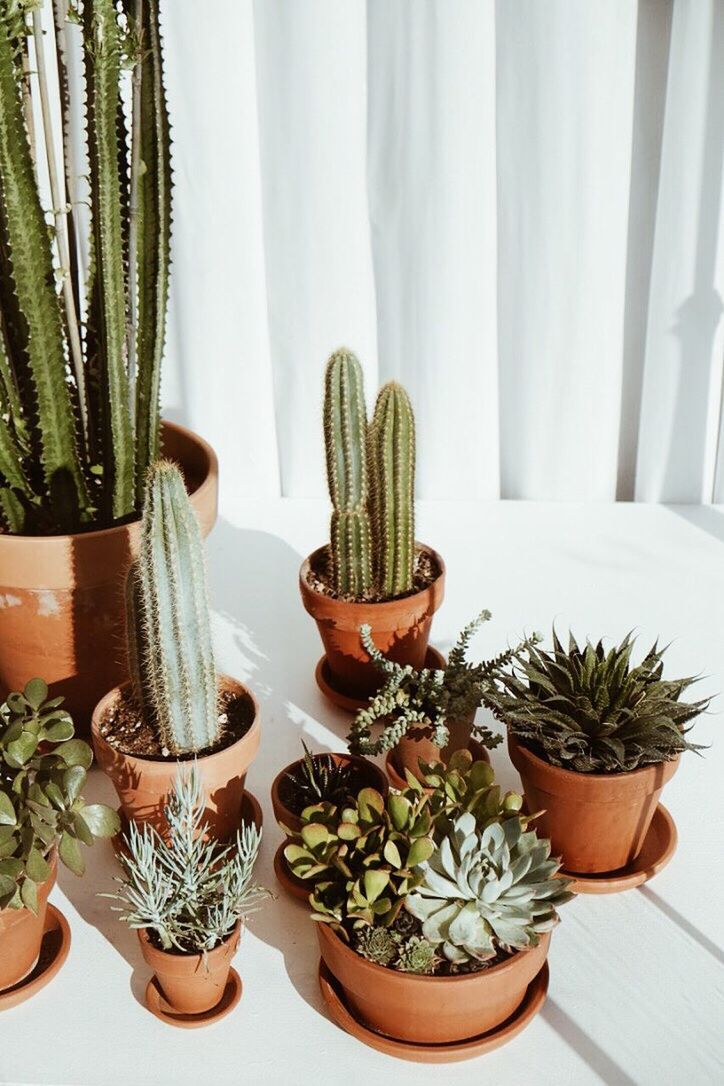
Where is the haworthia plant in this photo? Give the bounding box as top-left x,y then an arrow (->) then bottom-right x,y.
0,0 -> 171,534
369,381 -> 415,597
126,461 -> 219,755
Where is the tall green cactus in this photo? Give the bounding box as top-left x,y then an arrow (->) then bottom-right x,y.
0,0 -> 171,535
369,382 -> 415,597
323,349 -> 373,597
126,461 -> 219,756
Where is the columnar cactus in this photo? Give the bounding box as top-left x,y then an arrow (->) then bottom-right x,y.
126,461 -> 219,755
369,382 -> 415,597
323,349 -> 373,597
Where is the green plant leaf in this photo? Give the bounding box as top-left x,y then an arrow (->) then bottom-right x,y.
0,791 -> 17,826
363,869 -> 389,903
59,830 -> 85,876
55,739 -> 93,769
25,847 -> 50,883
406,836 -> 434,869
20,876 -> 38,914
63,765 -> 86,803
42,717 -> 75,743
388,793 -> 411,831
7,732 -> 38,766
23,678 -> 48,709
80,804 -> 119,839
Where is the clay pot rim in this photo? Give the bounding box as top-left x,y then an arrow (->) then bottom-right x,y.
508,730 -> 681,785
137,918 -> 241,966
271,752 -> 388,828
299,543 -> 446,613
317,919 -> 549,986
0,420 -> 217,546
91,674 -> 260,770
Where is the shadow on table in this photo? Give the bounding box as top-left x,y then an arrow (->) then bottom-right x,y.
541,1000 -> 638,1086
667,505 -> 724,545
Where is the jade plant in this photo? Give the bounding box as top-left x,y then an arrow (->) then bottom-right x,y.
125,459 -> 220,756
347,611 -> 540,756
104,767 -> 269,953
0,680 -> 119,911
282,742 -> 355,816
0,0 -> 171,534
323,348 -> 416,600
483,630 -> 708,773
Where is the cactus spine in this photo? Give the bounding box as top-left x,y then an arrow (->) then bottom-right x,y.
369,382 -> 415,597
323,349 -> 373,597
126,461 -> 219,755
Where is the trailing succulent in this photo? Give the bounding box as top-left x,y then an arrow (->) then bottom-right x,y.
104,767 -> 270,954
0,0 -> 171,534
483,630 -> 708,773
348,611 -> 540,756
283,742 -> 355,815
0,680 -> 119,911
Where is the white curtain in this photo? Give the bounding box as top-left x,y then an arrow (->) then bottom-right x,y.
161,0 -> 724,503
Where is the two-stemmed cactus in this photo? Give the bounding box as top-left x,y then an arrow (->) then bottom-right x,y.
324,349 -> 415,600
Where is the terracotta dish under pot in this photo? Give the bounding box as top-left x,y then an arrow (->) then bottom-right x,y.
0,422 -> 218,734
271,752 -> 389,835
299,545 -> 445,701
138,923 -> 240,1015
317,922 -> 550,1045
91,676 -> 260,840
0,852 -> 57,991
508,732 -> 680,874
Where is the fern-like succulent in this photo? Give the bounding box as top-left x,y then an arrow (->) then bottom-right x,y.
484,630 -> 708,773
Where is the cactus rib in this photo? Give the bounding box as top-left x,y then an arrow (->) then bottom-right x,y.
369,381 -> 415,597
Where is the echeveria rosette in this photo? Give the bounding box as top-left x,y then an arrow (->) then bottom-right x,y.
405,813 -> 573,964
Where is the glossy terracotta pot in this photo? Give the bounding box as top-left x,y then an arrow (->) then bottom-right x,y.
0,852 -> 57,991
317,922 -> 549,1044
0,422 -> 218,735
394,714 -> 476,781
138,923 -> 239,1014
299,545 -> 445,700
91,676 -> 260,840
508,733 -> 680,873
271,753 -> 388,835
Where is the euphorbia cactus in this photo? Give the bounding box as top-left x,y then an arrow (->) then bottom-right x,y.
369,381 -> 415,597
126,461 -> 218,755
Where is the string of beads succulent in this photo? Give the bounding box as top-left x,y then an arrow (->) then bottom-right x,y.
483,630 -> 708,773
282,742 -> 355,815
347,611 -> 540,756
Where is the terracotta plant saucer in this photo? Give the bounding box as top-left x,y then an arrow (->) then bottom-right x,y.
273,842 -> 311,903
315,645 -> 447,713
145,968 -> 242,1029
385,738 -> 491,791
112,788 -> 263,858
560,804 -> 677,894
0,905 -> 71,1012
318,959 -> 549,1062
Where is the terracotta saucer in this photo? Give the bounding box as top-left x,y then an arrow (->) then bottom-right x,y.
145,968 -> 242,1029
560,804 -> 677,894
318,959 -> 549,1062
0,905 -> 71,1012
112,788 -> 264,858
315,645 -> 447,713
273,841 -> 312,903
385,738 -> 491,791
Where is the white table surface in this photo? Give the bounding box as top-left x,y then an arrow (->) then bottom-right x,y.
3,499 -> 723,1086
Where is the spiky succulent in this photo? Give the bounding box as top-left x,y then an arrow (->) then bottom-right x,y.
405,813 -> 573,964
354,925 -> 401,966
284,743 -> 355,815
484,631 -> 708,773
348,613 -> 540,756
396,935 -> 439,975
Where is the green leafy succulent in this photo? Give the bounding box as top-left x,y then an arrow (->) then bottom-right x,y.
0,680 -> 119,911
484,630 -> 708,773
284,742 -> 355,815
396,935 -> 439,975
411,748 -> 527,834
354,925 -> 401,966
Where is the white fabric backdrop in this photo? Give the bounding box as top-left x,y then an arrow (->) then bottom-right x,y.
160,0 -> 724,503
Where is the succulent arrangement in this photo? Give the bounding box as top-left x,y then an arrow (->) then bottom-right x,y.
484,630 -> 708,773
125,459 -> 220,756
282,742 -> 355,816
347,612 -> 540,756
0,680 -> 119,911
284,751 -> 570,975
104,767 -> 269,954
0,0 -> 171,534
322,348 -> 417,600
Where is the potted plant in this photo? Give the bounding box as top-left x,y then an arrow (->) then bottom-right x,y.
0,679 -> 118,991
284,750 -> 572,1049
484,631 -> 708,875
91,461 -> 260,839
347,611 -> 538,783
299,348 -> 445,706
0,0 -> 217,728
104,767 -> 269,1020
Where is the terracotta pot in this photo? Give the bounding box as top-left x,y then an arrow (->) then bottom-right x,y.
299,544 -> 445,700
317,922 -> 549,1044
0,852 -> 57,991
138,923 -> 239,1014
394,714 -> 476,781
0,422 -> 218,735
91,676 -> 260,840
508,733 -> 680,873
271,753 -> 388,835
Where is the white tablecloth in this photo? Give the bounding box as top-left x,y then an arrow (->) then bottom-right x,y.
3,499 -> 723,1086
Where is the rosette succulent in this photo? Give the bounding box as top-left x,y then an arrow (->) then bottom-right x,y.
405,813 -> 573,964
